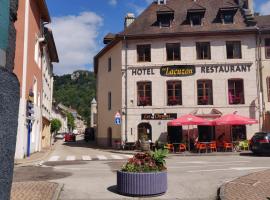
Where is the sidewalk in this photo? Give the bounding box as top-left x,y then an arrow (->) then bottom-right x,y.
11,181 -> 63,200
14,142 -> 58,166
219,169 -> 270,200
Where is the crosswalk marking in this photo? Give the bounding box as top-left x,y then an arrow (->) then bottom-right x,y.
111,155 -> 124,159
48,156 -> 60,162
82,156 -> 92,161
96,155 -> 108,160
66,156 -> 76,161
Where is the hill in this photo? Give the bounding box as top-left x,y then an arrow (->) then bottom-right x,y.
53,70 -> 96,125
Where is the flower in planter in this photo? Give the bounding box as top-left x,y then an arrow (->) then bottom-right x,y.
122,149 -> 169,173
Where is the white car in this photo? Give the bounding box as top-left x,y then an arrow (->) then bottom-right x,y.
73,129 -> 79,135
55,133 -> 65,140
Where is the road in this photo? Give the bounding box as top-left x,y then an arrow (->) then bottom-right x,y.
13,136 -> 270,200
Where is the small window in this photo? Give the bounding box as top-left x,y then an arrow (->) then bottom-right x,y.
108,92 -> 112,110
137,82 -> 152,106
190,14 -> 202,26
228,79 -> 245,104
222,13 -> 234,24
167,81 -> 182,105
137,44 -> 151,62
157,13 -> 174,27
108,57 -> 112,72
267,77 -> 270,102
226,41 -> 242,59
197,80 -> 213,105
196,42 -> 211,60
166,43 -> 181,61
265,39 -> 270,59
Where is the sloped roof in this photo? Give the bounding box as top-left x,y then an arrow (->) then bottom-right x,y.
255,15 -> 270,32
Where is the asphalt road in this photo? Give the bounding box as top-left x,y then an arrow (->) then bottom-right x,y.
13,137 -> 270,200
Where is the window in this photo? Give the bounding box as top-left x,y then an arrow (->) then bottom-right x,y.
137,44 -> 151,62
108,57 -> 112,72
228,79 -> 245,104
190,14 -> 203,26
166,43 -> 181,61
197,80 -> 213,105
267,77 -> 270,102
157,13 -> 174,27
108,92 -> 112,110
222,13 -> 234,24
34,40 -> 41,67
265,38 -> 270,59
226,41 -> 242,59
196,42 -> 211,60
167,81 -> 182,106
137,82 -> 152,106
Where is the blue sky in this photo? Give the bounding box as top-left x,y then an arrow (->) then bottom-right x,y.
46,0 -> 270,75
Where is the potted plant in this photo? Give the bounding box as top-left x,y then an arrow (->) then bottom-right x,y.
117,149 -> 168,196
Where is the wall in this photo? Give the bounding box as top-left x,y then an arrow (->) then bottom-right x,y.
97,41 -> 123,146
122,34 -> 259,143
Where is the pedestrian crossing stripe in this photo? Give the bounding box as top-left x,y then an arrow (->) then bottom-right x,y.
47,154 -> 134,162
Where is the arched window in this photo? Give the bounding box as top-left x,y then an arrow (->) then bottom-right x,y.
138,123 -> 152,141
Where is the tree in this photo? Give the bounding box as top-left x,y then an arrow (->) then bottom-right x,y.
51,119 -> 62,133
67,112 -> 75,131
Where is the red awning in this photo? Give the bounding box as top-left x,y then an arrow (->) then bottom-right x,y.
212,114 -> 258,126
167,114 -> 213,126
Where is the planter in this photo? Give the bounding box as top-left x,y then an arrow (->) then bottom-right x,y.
117,170 -> 167,196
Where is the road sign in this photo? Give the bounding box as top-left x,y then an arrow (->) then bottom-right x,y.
115,112 -> 121,125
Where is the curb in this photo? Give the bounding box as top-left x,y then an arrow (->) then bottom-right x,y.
218,183 -> 226,200
52,183 -> 64,200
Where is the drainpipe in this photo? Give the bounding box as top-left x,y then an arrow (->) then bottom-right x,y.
124,36 -> 128,143
256,27 -> 264,131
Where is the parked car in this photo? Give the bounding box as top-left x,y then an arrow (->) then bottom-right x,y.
250,132 -> 270,155
54,132 -> 65,140
64,133 -> 76,142
84,127 -> 95,142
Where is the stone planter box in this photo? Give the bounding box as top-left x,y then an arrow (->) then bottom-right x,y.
117,170 -> 167,196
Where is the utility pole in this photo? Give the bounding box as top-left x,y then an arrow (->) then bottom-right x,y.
0,0 -> 19,199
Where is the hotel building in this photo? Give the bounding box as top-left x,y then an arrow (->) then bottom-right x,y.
94,0 -> 270,147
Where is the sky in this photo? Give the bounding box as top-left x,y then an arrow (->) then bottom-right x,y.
46,0 -> 270,75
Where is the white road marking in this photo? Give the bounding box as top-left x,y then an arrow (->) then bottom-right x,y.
169,163 -> 244,169
188,166 -> 269,173
111,155 -> 124,160
48,156 -> 60,162
177,161 -> 250,164
66,156 -> 76,161
96,155 -> 108,160
82,156 -> 92,161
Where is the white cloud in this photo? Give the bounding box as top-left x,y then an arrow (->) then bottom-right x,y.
260,1 -> 270,15
109,0 -> 117,6
129,3 -> 145,15
50,12 -> 103,75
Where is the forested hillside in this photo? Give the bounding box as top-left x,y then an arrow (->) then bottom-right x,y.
53,70 -> 96,125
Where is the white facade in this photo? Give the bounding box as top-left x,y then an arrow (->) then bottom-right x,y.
52,107 -> 68,133
96,34 -> 261,146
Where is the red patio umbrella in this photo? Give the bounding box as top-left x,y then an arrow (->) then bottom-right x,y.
167,114 -> 213,150
212,113 -> 258,143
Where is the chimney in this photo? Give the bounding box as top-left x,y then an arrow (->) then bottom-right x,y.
247,0 -> 254,15
238,0 -> 254,15
124,13 -> 135,28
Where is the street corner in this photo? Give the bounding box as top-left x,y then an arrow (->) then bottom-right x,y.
11,181 -> 63,200
219,169 -> 270,200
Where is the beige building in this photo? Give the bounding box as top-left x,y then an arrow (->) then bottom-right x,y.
52,105 -> 68,133
95,0 -> 269,147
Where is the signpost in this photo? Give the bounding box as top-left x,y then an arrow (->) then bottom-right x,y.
115,112 -> 121,125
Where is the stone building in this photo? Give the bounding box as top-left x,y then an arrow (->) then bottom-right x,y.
14,0 -> 58,158
94,0 -> 270,147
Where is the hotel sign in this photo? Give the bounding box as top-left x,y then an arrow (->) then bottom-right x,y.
141,113 -> 177,120
160,65 -> 196,77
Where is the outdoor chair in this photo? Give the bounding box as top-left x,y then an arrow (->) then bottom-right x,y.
239,140 -> 249,151
164,144 -> 174,152
209,141 -> 217,152
223,142 -> 233,152
178,144 -> 186,152
198,143 -> 207,153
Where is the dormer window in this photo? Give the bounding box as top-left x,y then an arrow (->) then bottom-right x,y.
157,11 -> 174,27
187,7 -> 206,26
218,7 -> 238,24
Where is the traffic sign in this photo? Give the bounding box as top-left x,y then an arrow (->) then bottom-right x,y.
115,112 -> 121,125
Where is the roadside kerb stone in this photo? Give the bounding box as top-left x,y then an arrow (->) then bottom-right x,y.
11,181 -> 62,200
219,169 -> 270,200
